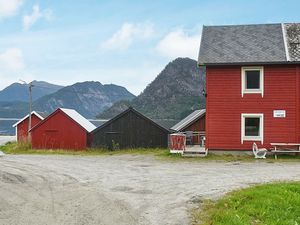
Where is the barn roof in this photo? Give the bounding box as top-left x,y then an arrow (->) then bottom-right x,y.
92,107 -> 170,134
198,23 -> 300,65
12,111 -> 45,127
171,109 -> 206,132
30,108 -> 96,132
60,108 -> 96,132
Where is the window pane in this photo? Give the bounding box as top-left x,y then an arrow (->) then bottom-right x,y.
245,117 -> 260,136
246,70 -> 260,89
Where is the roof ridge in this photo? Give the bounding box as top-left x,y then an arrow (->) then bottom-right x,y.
203,23 -> 281,28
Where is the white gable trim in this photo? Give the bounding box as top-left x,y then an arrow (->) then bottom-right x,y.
281,23 -> 290,61
12,111 -> 44,127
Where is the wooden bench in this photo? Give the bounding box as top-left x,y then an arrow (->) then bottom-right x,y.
270,143 -> 300,159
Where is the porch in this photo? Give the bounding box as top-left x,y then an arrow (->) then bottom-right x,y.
169,131 -> 207,157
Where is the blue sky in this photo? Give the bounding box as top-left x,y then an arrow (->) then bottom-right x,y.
0,0 -> 300,95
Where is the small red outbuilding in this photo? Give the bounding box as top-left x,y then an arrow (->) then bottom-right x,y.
171,109 -> 206,133
13,111 -> 45,142
171,109 -> 206,145
30,108 -> 96,150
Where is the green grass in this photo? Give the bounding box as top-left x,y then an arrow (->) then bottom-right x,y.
0,141 -> 170,156
192,182 -> 300,225
1,141 -> 300,162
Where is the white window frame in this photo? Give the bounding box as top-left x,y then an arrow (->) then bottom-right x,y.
241,66 -> 264,97
241,113 -> 264,144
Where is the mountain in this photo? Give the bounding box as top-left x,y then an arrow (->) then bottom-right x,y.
0,101 -> 29,118
33,81 -> 135,118
0,80 -> 63,102
98,57 -> 205,120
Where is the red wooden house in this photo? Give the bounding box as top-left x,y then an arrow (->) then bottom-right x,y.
198,23 -> 300,151
30,108 -> 96,150
13,111 -> 45,142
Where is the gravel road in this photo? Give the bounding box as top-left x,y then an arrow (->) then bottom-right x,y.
0,155 -> 300,225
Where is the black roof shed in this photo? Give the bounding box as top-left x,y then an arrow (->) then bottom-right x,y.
91,107 -> 170,149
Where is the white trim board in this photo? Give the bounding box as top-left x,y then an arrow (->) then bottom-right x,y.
241,66 -> 264,97
281,23 -> 290,61
241,113 -> 264,144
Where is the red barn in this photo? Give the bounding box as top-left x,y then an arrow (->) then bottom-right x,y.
30,108 -> 96,150
198,23 -> 300,151
13,111 -> 45,142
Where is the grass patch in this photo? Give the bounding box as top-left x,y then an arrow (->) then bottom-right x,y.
1,142 -> 300,162
0,141 -> 170,156
192,182 -> 300,225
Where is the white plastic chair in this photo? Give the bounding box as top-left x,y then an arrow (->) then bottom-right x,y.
252,142 -> 267,159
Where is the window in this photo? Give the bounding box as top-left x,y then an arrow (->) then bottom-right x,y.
245,118 -> 260,136
241,113 -> 263,144
241,67 -> 264,97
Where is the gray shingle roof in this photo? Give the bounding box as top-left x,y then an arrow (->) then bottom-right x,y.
198,23 -> 300,65
171,109 -> 205,132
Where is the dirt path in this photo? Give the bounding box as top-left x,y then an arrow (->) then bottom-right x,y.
0,155 -> 300,225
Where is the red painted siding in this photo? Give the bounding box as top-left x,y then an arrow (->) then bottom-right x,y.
31,110 -> 88,150
206,64 -> 300,150
182,115 -> 206,132
16,115 -> 42,142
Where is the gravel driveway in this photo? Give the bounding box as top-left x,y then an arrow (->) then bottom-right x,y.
0,155 -> 300,225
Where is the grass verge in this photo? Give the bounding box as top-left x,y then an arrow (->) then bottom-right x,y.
1,142 -> 300,162
192,182 -> 300,225
0,141 -> 170,156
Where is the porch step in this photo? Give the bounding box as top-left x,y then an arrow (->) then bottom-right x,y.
182,151 -> 207,157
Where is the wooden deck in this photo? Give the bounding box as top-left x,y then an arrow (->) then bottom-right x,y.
169,132 -> 207,157
182,145 -> 207,157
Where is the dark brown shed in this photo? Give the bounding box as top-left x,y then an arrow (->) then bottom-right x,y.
90,107 -> 170,149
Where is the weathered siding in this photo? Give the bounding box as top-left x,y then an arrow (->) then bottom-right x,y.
91,109 -> 169,149
31,110 -> 87,150
206,64 -> 300,150
17,115 -> 42,142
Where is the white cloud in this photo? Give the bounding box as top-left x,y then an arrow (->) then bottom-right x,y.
0,0 -> 23,19
23,4 -> 52,30
101,22 -> 154,50
0,48 -> 27,90
156,29 -> 200,59
0,48 -> 25,71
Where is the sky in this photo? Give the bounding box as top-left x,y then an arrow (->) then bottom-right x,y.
0,0 -> 300,95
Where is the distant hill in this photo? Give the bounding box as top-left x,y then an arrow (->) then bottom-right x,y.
0,81 -> 135,135
33,81 -> 135,118
98,57 -> 205,120
0,101 -> 28,118
0,80 -> 63,102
